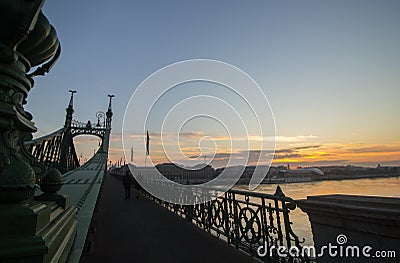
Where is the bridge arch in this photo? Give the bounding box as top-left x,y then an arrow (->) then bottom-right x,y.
71,120 -> 107,140
25,91 -> 113,174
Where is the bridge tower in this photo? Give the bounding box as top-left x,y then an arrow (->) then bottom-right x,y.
26,91 -> 113,174
59,90 -> 79,173
103,94 -> 114,152
106,94 -> 114,129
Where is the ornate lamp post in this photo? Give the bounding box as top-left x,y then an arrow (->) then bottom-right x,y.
0,0 -> 60,203
0,1 -> 77,261
96,111 -> 105,127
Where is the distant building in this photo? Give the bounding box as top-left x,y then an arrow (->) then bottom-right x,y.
129,165 -> 159,177
278,168 -> 324,177
155,163 -> 214,181
215,165 -> 272,183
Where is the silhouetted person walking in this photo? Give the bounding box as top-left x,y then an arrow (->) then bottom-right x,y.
123,170 -> 133,199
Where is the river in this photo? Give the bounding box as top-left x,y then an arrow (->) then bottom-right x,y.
235,176 -> 400,247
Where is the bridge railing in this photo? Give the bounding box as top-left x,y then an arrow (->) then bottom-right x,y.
24,128 -> 65,174
135,178 -> 311,262
25,126 -> 80,173
72,119 -> 106,129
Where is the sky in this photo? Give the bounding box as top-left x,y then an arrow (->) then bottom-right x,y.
26,0 -> 400,168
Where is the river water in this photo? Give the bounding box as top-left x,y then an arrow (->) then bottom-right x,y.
235,176 -> 400,246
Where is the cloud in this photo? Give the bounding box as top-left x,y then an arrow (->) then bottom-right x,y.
292,145 -> 322,150
123,132 -> 318,143
107,130 -> 400,167
273,135 -> 318,142
127,131 -> 205,140
342,144 -> 400,154
274,153 -> 304,159
212,152 -> 238,159
273,159 -> 350,166
188,152 -> 231,159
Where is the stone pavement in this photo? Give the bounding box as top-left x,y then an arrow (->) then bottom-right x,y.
80,174 -> 258,263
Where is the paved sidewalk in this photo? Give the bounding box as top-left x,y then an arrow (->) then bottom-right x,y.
80,174 -> 257,263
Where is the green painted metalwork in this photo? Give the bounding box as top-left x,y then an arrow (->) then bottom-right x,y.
0,1 -> 115,261
59,149 -> 110,261
26,95 -> 113,261
0,0 -> 60,204
142,180 -> 311,262
0,1 -> 81,262
25,92 -> 112,174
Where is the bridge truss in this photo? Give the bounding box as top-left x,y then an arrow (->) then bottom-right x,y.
25,92 -> 113,174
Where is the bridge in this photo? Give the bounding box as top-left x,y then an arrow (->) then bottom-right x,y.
25,91 -> 112,174
1,86 -> 113,262
26,91 -> 114,261
3,2 -> 397,263
0,3 -> 309,262
4,87 -> 312,262
0,1 -> 117,260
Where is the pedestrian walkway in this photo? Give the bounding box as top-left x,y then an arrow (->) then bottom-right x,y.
80,174 -> 258,263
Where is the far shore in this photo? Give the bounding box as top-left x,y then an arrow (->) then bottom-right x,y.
255,173 -> 400,185
311,173 -> 400,182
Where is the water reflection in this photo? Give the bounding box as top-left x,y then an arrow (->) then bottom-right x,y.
235,177 -> 400,246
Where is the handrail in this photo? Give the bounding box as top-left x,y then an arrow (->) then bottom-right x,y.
25,127 -> 65,145
147,180 -> 309,262
135,177 -> 298,205
109,172 -> 311,262
71,119 -> 106,129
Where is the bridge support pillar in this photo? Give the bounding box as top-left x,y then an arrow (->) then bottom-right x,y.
0,200 -> 77,262
0,167 -> 78,263
298,195 -> 400,263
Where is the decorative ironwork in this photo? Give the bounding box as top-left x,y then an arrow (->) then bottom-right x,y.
96,111 -> 105,127
25,93 -> 112,174
142,180 -> 311,262
25,127 -> 79,174
0,0 -> 60,204
71,119 -> 107,139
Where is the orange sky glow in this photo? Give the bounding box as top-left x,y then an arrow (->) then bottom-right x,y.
75,134 -> 400,168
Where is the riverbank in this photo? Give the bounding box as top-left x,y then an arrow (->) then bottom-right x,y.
252,173 -> 400,185
311,173 -> 400,182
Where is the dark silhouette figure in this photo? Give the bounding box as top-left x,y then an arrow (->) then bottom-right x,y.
123,171 -> 133,199
86,120 -> 92,128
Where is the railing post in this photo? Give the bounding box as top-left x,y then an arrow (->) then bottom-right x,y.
232,192 -> 241,249
260,197 -> 270,261
273,187 -> 285,249
223,192 -> 231,244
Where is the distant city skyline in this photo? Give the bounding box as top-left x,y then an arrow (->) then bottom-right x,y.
27,1 -> 400,168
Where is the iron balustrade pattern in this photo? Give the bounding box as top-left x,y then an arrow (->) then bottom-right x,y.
71,119 -> 107,139
25,127 -> 80,173
71,119 -> 106,129
25,118 -> 108,174
141,179 -> 311,262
